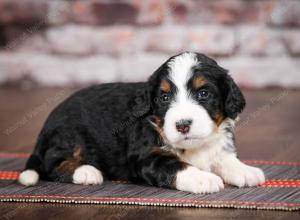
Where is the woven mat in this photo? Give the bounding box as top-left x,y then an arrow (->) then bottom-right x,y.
0,153 -> 299,211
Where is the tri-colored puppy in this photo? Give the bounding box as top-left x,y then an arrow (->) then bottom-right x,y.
19,52 -> 265,193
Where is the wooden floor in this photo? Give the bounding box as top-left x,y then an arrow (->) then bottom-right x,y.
0,87 -> 299,219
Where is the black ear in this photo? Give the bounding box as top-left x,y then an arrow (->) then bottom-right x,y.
132,86 -> 151,118
223,74 -> 246,119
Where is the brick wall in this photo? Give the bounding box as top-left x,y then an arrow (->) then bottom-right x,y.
0,0 -> 299,88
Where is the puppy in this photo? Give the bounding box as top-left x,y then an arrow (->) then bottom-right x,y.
19,52 -> 265,194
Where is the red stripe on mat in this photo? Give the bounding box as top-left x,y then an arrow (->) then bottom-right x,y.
1,171 -> 300,188
0,171 -> 20,180
261,180 -> 300,188
0,194 -> 299,207
242,160 -> 300,166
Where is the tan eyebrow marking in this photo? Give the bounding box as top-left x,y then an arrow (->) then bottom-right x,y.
193,77 -> 207,90
160,80 -> 171,93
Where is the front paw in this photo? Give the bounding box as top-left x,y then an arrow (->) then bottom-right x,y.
220,164 -> 265,187
175,166 -> 224,194
72,165 -> 103,185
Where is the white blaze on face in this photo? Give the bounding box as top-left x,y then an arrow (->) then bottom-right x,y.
163,52 -> 215,149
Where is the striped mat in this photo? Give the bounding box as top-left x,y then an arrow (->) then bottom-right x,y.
0,152 -> 299,211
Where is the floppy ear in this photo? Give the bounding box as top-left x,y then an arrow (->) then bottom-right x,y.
223,74 -> 246,119
132,86 -> 151,118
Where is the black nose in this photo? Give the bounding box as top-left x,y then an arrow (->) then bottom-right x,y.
176,119 -> 193,134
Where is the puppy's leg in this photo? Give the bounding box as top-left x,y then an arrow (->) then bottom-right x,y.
136,152 -> 224,194
44,144 -> 103,185
213,152 -> 265,187
175,166 -> 224,194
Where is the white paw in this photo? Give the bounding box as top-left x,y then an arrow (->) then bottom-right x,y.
220,164 -> 265,187
175,166 -> 224,194
72,165 -> 103,185
18,170 -> 39,186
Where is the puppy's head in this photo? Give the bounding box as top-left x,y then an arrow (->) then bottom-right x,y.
148,52 -> 245,149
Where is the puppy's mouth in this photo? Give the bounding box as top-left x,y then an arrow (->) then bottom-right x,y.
184,136 -> 194,140
171,135 -> 203,150
181,135 -> 201,142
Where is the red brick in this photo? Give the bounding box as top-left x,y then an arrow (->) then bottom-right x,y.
184,0 -> 260,24
93,27 -> 136,56
143,28 -> 186,54
219,57 -> 300,88
0,53 -> 119,86
69,1 -> 100,24
46,26 -> 95,55
263,0 -> 300,27
46,25 -> 136,57
168,0 -> 190,23
284,30 -> 300,57
211,0 -> 260,24
92,2 -> 139,25
0,26 -> 5,46
188,27 -> 236,57
47,0 -> 72,25
119,54 -> 169,82
138,0 -> 165,25
17,34 -> 51,53
238,27 -> 286,56
2,26 -> 27,50
70,0 -> 139,25
0,0 -> 48,25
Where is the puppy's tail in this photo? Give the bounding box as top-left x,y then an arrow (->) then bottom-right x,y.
19,169 -> 39,186
18,154 -> 41,186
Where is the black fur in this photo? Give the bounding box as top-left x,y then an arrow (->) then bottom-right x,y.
23,52 -> 245,188
223,74 -> 246,119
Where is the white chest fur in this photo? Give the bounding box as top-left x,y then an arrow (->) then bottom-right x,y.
177,118 -> 235,172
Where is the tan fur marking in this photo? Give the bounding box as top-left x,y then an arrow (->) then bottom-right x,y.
150,115 -> 169,144
193,77 -> 207,90
58,145 -> 82,173
152,148 -> 177,158
215,112 -> 225,127
160,80 -> 171,93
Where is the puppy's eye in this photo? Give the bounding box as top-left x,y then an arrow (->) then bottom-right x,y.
161,94 -> 170,103
198,90 -> 210,100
